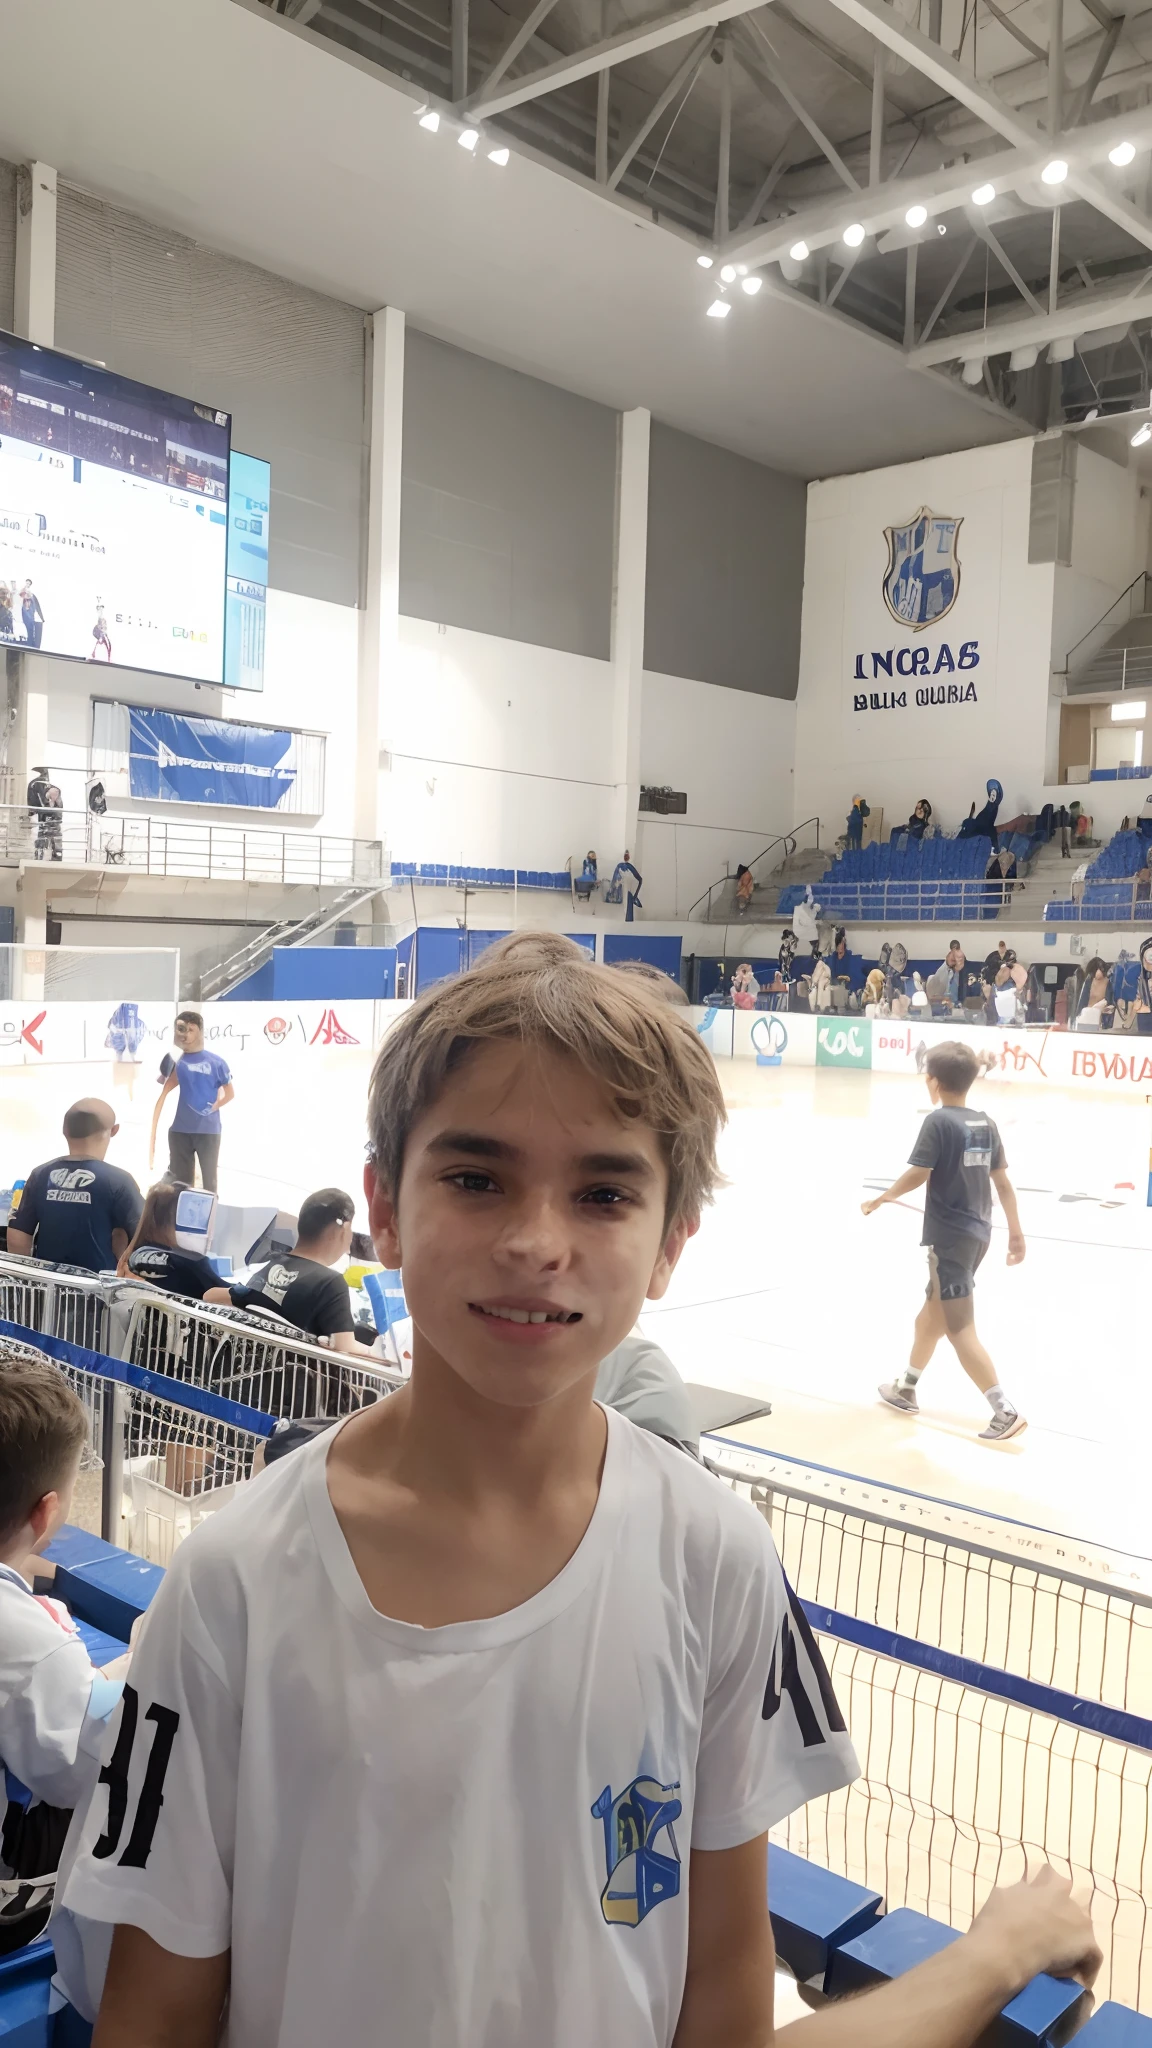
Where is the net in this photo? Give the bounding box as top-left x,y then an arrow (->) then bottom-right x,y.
0,943 -> 178,1002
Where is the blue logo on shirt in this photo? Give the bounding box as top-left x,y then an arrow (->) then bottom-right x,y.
591,1775 -> 682,1927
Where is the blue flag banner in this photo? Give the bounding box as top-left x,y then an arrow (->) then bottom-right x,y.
128,707 -> 297,809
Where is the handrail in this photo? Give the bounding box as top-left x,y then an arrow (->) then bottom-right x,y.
1061,570 -> 1150,674
686,817 -> 822,923
0,804 -> 385,889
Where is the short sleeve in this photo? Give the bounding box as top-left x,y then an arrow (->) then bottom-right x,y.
692,1510 -> 858,1852
112,1174 -> 143,1240
0,1628 -> 106,1809
214,1055 -> 232,1087
312,1272 -> 355,1338
990,1121 -> 1006,1171
14,1167 -> 44,1240
909,1115 -> 942,1170
60,1551 -> 239,1959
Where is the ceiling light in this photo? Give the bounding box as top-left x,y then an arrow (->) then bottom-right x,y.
936,222 -> 947,234
789,240 -> 809,261
905,204 -> 928,227
1048,336 -> 1077,362
1112,698 -> 1147,719
697,255 -> 714,269
843,222 -> 866,247
487,145 -> 510,165
741,275 -> 763,295
418,109 -> 440,132
458,128 -> 479,150
720,264 -> 737,282
1131,421 -> 1152,447
706,299 -> 731,319
1009,344 -> 1039,370
971,181 -> 995,205
1110,141 -> 1137,167
1041,158 -> 1068,184
961,357 -> 985,384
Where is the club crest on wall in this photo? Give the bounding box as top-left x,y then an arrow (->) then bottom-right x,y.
882,507 -> 962,631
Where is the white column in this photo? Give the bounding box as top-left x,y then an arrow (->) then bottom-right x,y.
608,407 -> 650,863
357,306 -> 405,850
15,162 -> 56,346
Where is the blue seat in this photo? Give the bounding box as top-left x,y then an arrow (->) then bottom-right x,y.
826,1909 -> 1089,2044
767,1846 -> 882,1986
1075,2005 -> 1152,2043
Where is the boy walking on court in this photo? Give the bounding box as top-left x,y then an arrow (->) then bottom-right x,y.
863,1038 -> 1027,1441
61,943 -> 1095,2045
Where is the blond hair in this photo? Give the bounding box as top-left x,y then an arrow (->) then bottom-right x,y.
368,931 -> 725,1225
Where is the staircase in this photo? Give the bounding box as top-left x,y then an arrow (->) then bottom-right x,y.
1064,573 -> 1152,696
198,883 -> 386,1000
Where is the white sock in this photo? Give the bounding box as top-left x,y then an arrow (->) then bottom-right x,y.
985,1384 -> 1015,1417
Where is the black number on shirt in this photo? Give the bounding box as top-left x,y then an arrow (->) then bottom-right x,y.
92,1684 -> 181,1868
762,1583 -> 849,1746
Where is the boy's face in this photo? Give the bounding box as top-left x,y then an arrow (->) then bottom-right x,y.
174,1019 -> 204,1053
368,1042 -> 693,1411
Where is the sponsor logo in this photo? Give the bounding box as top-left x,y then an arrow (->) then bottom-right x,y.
264,1016 -> 289,1045
310,1008 -> 359,1047
816,1020 -> 872,1069
883,507 -> 961,629
48,1168 -> 96,1190
751,1015 -> 788,1067
591,1775 -> 682,1928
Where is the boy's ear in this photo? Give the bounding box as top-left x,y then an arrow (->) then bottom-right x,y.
365,1161 -> 402,1269
645,1214 -> 699,1303
27,1490 -> 58,1546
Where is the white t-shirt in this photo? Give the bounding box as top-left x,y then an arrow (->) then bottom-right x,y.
0,1565 -> 123,1819
57,1409 -> 857,2047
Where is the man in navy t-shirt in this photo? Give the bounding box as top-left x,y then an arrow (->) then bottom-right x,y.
7,1099 -> 142,1272
149,1011 -> 235,1193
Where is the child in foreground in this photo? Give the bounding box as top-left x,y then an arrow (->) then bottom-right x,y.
863,1037 -> 1027,1439
62,939 -> 1094,2045
0,1348 -> 131,1951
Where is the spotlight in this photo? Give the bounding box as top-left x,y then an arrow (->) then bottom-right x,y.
1110,141 -> 1137,167
971,181 -> 995,205
487,145 -> 510,165
1048,336 -> 1077,363
961,357 -> 984,384
706,299 -> 731,319
418,109 -> 441,132
1009,344 -> 1039,370
458,128 -> 479,151
843,222 -> 866,247
1041,158 -> 1068,184
905,204 -> 928,227
741,275 -> 763,295
1131,421 -> 1152,447
789,240 -> 809,261
697,255 -> 714,269
720,264 -> 737,282
936,222 -> 948,234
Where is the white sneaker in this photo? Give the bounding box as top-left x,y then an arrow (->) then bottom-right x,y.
878,1381 -> 919,1414
979,1409 -> 1027,1442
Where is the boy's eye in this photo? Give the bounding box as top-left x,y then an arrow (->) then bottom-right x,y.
579,1185 -> 631,1207
448,1171 -> 500,1195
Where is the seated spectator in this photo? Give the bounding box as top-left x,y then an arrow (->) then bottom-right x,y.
209,1188 -> 375,1353
778,927 -> 797,981
6,1102 -> 142,1274
1136,861 -> 1151,906
894,798 -> 932,850
809,958 -> 833,1012
116,1182 -> 224,1300
982,939 -> 1009,985
573,850 -> 598,901
734,863 -> 754,914
730,962 -> 759,1009
792,887 -> 821,959
1076,956 -> 1114,1030
0,1347 -> 132,1952
828,926 -> 861,993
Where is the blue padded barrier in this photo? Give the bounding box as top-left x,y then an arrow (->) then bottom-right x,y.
1077,2008 -> 1152,2044
767,1845 -> 882,1985
826,1910 -> 1090,2044
51,1551 -> 164,1644
0,1940 -> 53,2046
72,1617 -> 130,1667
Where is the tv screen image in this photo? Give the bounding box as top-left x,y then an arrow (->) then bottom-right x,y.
0,331 -> 231,684
224,450 -> 269,692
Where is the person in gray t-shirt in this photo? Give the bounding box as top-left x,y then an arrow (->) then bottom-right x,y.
861,1039 -> 1027,1443
593,1335 -> 698,1454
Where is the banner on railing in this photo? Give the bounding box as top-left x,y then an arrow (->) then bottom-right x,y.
128,707 -> 297,810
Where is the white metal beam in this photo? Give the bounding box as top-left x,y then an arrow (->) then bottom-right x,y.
608,29 -> 713,191
737,20 -> 859,189
472,0 -> 563,102
909,284 -> 1152,366
466,0 -> 775,120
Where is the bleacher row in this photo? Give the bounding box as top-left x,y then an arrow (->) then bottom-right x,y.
1046,829 -> 1152,922
391,860 -> 571,891
779,835 -> 997,922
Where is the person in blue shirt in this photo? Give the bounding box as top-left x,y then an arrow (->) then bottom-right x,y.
148,1011 -> 234,1194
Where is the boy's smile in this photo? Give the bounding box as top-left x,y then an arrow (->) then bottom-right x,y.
368,1041 -> 692,1408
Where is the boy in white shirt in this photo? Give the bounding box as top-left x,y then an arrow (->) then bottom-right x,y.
0,1347 -> 129,1951
64,934 -> 1098,2046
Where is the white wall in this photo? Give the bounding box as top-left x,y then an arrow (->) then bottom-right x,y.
637,671 -> 796,916
35,588 -> 360,841
385,617 -> 617,872
794,439 -> 1055,836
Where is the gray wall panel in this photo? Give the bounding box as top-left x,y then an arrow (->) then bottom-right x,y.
53,185 -> 366,608
0,161 -> 16,335
401,332 -> 615,659
644,423 -> 806,698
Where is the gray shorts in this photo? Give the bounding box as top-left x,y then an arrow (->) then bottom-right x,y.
925,1237 -> 987,1302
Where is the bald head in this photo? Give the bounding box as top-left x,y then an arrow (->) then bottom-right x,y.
62,1099 -> 118,1158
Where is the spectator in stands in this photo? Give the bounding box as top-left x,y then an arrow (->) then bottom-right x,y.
1054,803 -> 1072,857
1137,795 -> 1152,844
734,862 -> 754,913
792,886 -> 821,959
941,941 -> 964,1006
959,777 -> 1004,851
895,798 -> 932,850
0,1347 -> 132,1951
7,1102 -> 142,1274
149,1012 -> 234,1195
26,767 -> 62,864
778,927 -> 797,981
730,962 -> 759,1009
1136,860 -> 1151,907
845,792 -> 869,850
208,1188 -> 375,1355
116,1182 -> 223,1301
1139,935 -> 1152,1033
981,939 -> 1008,986
1076,957 -> 1114,1030
1070,855 -> 1090,906
573,850 -> 598,901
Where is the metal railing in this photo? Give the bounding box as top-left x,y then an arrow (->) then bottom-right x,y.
0,805 -> 385,888
1061,569 -> 1152,689
687,818 -> 823,923
793,880 -> 1023,922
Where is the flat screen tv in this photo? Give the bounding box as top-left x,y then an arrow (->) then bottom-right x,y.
0,331 -> 230,684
